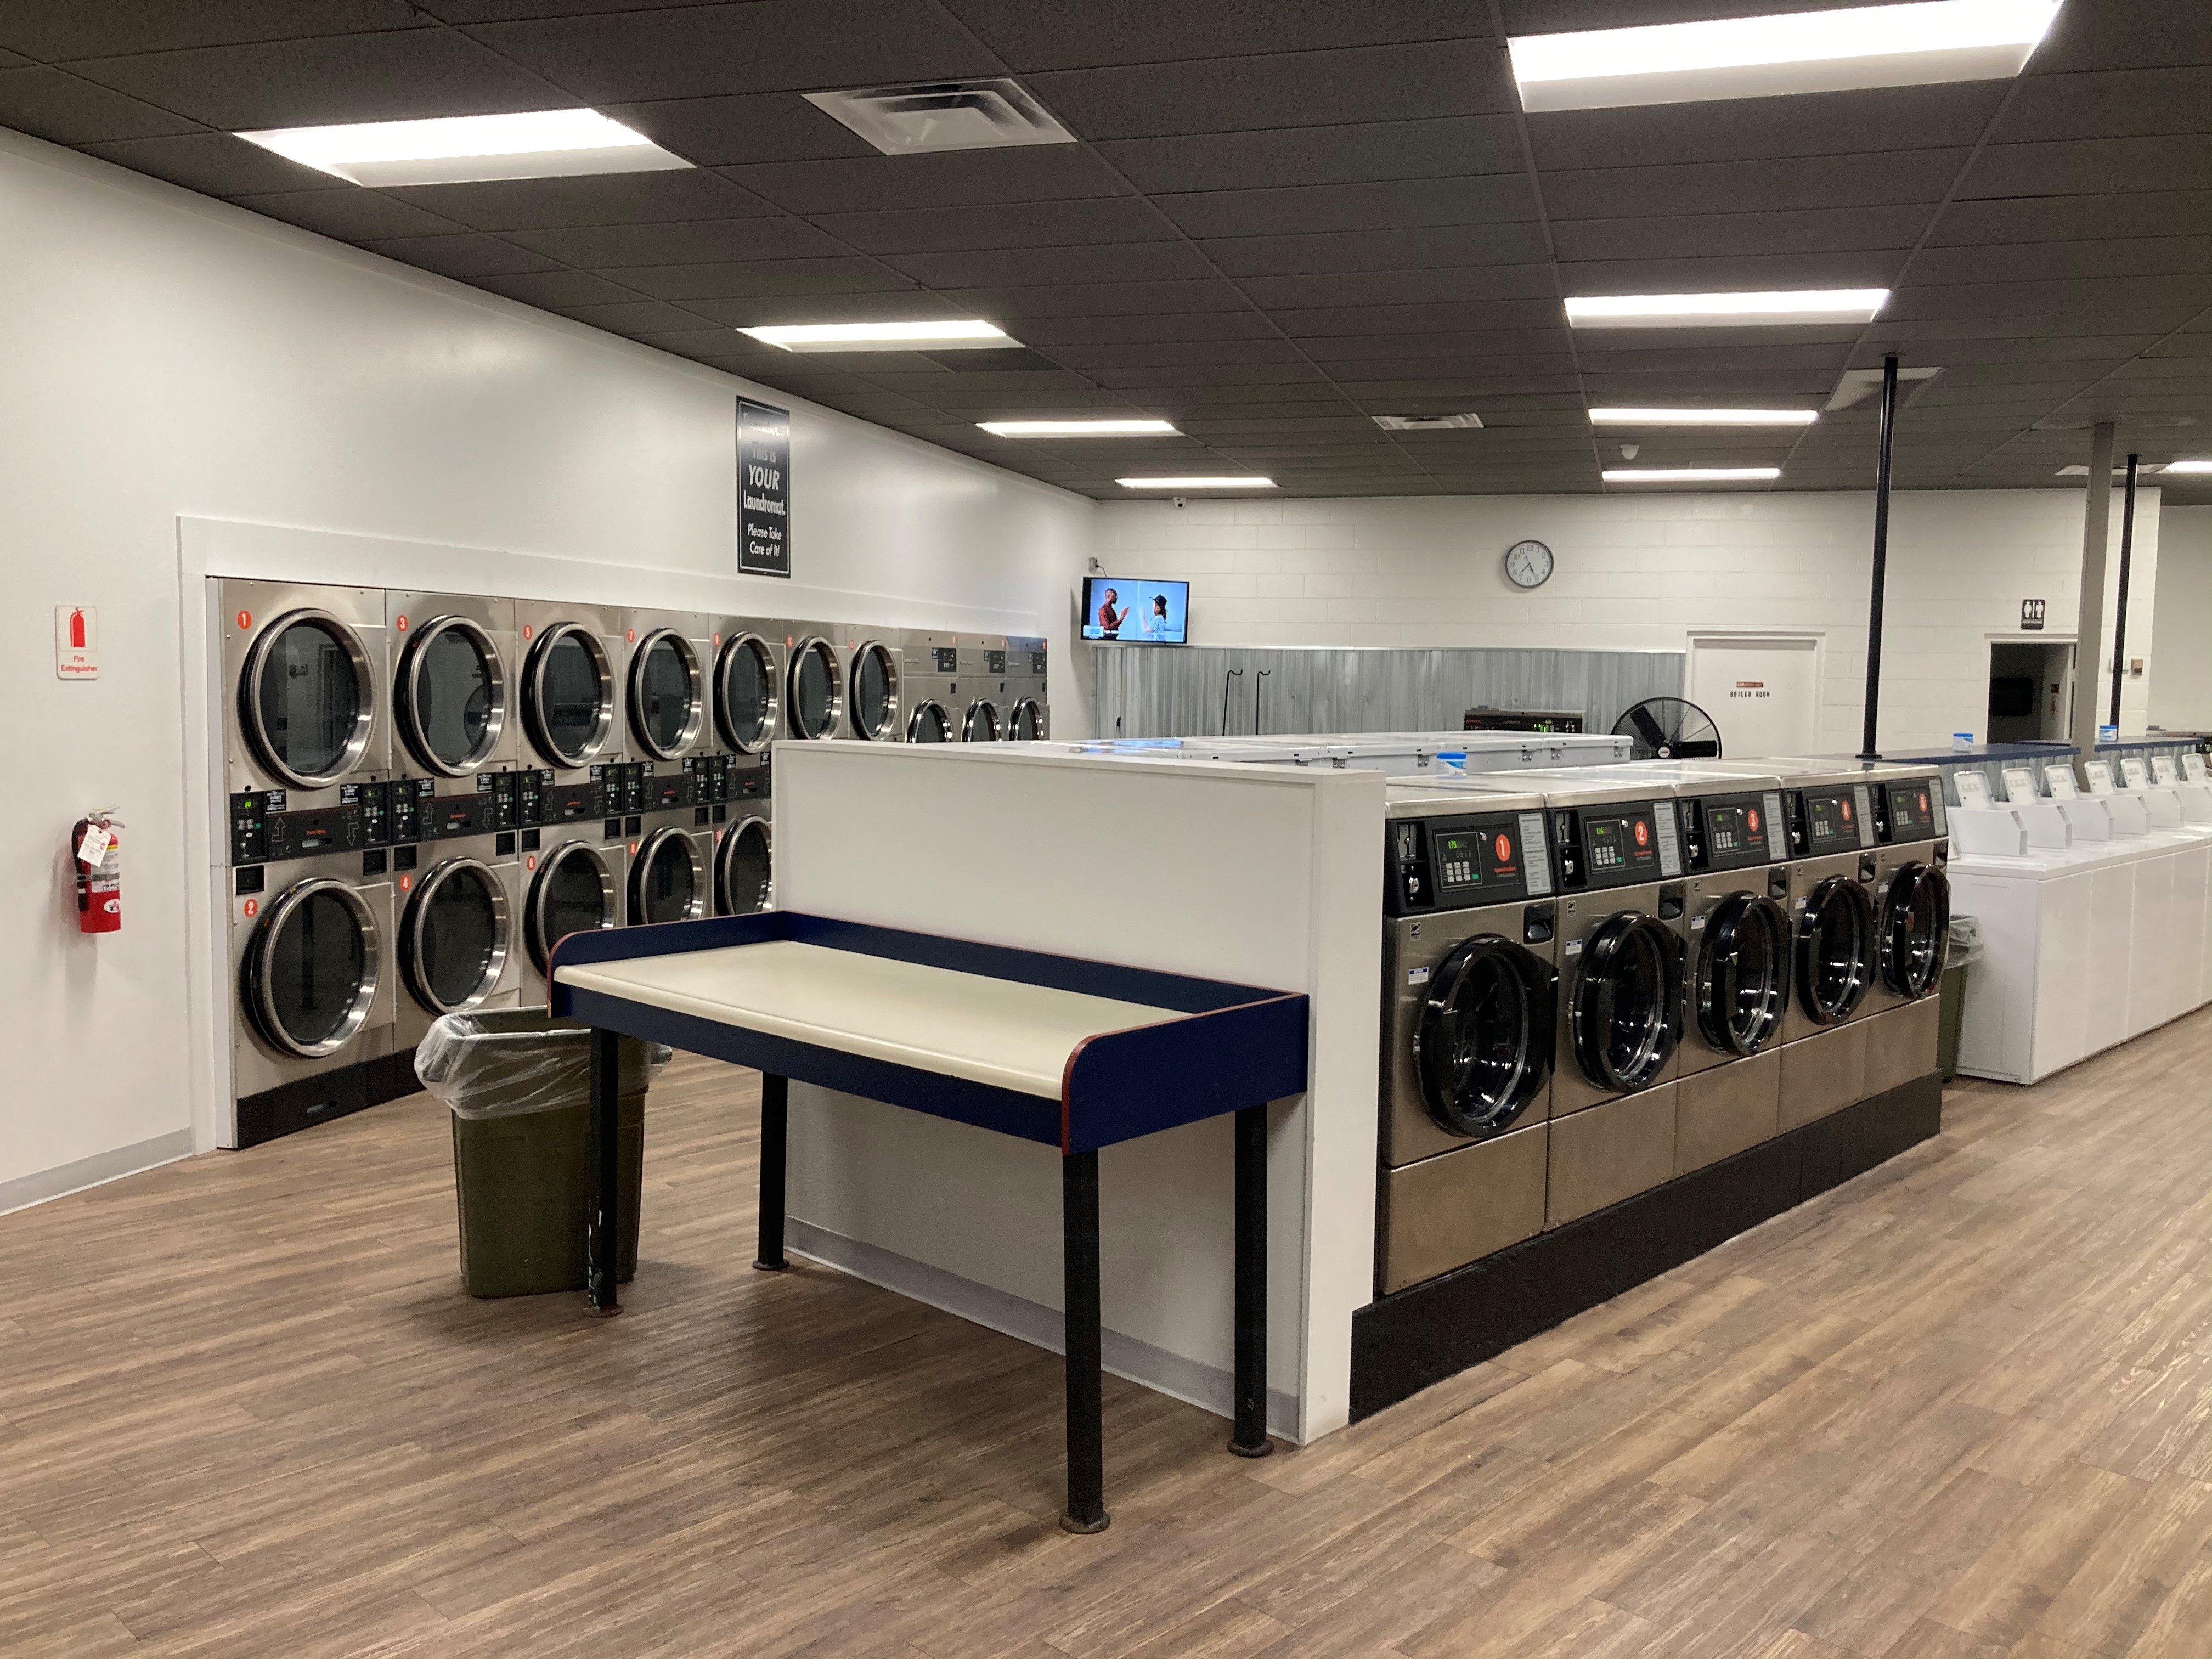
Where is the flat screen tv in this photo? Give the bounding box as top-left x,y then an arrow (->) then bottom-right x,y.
1082,577 -> 1189,644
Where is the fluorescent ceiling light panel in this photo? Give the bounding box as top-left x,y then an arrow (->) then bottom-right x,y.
1567,289 -> 1889,328
236,109 -> 689,187
1589,407 -> 1818,426
1509,0 -> 2062,112
1115,476 -> 1276,490
1603,467 -> 1782,483
977,420 -> 1177,437
2161,460 -> 2212,474
737,319 -> 1011,353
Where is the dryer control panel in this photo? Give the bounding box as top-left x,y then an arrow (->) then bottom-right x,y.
1679,789 -> 1786,872
1550,799 -> 1681,891
1385,810 -> 1550,916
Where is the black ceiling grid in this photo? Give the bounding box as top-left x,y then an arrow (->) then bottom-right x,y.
0,0 -> 2204,502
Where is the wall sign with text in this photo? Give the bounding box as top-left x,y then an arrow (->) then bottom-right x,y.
2020,597 -> 2045,631
737,398 -> 791,578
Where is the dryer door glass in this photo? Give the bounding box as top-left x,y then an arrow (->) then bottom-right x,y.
633,831 -> 702,924
633,633 -> 701,757
717,636 -> 776,752
1797,877 -> 1874,1024
1695,894 -> 1789,1056
850,645 -> 898,740
1572,912 -> 1681,1091
406,620 -> 500,774
906,701 -> 951,743
716,819 -> 772,916
1880,862 -> 1949,998
1009,698 -> 1043,740
962,700 -> 1002,742
531,845 -> 614,968
789,640 -> 840,739
528,627 -> 612,766
410,861 -> 507,1012
253,615 -> 371,785
255,881 -> 378,1057
1415,935 -> 1553,1137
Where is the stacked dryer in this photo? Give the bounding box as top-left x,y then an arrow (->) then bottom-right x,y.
710,618 -> 780,916
1005,636 -> 1048,740
900,631 -> 958,743
781,619 -> 847,743
957,635 -> 1010,742
840,624 -> 906,744
623,608 -> 719,930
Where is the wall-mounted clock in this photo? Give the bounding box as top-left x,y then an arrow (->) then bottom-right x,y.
1504,539 -> 1555,589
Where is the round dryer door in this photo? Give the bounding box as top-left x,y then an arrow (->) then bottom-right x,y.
1008,698 -> 1045,741
1695,894 -> 1790,1056
630,629 -> 705,760
1413,935 -> 1556,1137
1571,912 -> 1683,1092
522,624 -> 616,767
400,857 -> 510,1014
396,616 -> 505,776
526,841 -> 617,969
715,633 -> 779,754
715,816 -> 773,916
1796,876 -> 1875,1024
848,642 -> 901,740
630,827 -> 706,924
242,609 -> 377,789
786,637 -> 844,740
244,877 -> 382,1059
1878,861 -> 1950,998
961,699 -> 1002,743
906,700 -> 952,743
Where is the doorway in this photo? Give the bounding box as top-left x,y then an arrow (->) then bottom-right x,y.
1987,640 -> 2074,743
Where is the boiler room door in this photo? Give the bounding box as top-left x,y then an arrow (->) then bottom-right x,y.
1686,635 -> 1822,758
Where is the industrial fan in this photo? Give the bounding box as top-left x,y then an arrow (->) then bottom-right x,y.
1613,697 -> 1722,760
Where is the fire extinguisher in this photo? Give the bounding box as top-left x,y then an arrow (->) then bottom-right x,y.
72,811 -> 122,934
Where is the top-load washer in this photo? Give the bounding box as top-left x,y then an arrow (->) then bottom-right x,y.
2095,756 -> 2212,1030
223,579 -> 392,815
1376,785 -> 1558,1293
957,635 -> 1009,742
386,590 -> 522,845
899,630 -> 958,743
515,600 -> 629,832
840,625 -> 906,742
1005,636 -> 1048,740
782,619 -> 846,742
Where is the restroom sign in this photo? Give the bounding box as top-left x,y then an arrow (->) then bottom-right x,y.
2021,597 -> 2046,631
55,606 -> 98,679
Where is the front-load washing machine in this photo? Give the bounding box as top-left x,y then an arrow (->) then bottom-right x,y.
515,600 -> 629,832
393,828 -> 524,1055
840,626 -> 906,742
957,635 -> 1009,742
227,848 -> 399,1146
1376,785 -> 1558,1293
386,590 -> 522,847
516,827 -> 626,1008
1762,762 -> 1883,1128
222,579 -> 392,821
1005,635 -> 1048,740
782,620 -> 846,742
899,631 -> 958,744
1861,766 -> 1951,1099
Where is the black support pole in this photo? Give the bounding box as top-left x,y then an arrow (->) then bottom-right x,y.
1228,1104 -> 1273,1458
754,1072 -> 789,1271
1859,353 -> 1899,760
1060,1150 -> 1108,1534
585,1026 -> 623,1316
2109,453 -> 2138,730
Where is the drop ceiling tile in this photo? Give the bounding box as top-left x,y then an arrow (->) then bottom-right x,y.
1206,223 -> 1553,278
1527,84 -> 2004,172
1544,151 -> 1968,219
0,1 -> 428,61
1329,371 -> 1584,396
556,301 -> 725,336
1581,370 -> 1841,397
79,131 -> 338,195
1085,363 -> 1332,387
1155,176 -> 1537,240
1552,205 -> 1930,263
1272,301 -> 1565,338
1013,312 -> 1279,346
723,146 -> 1135,216
359,233 -> 566,279
1926,191 -> 2212,246
811,197 -> 1175,256
507,216 -> 847,267
1301,325 -> 1568,357
1302,341 -> 1576,375
1046,339 -> 1311,368
1109,383 -> 1348,408
1996,66 -> 2212,145
938,0 -> 1483,71
938,279 -> 1252,320
1097,116 -> 1527,195
2025,0 -> 2212,74
233,187 -> 471,241
1887,275 -> 2212,318
1571,342 -> 1850,374
383,169 -> 776,233
1557,251 -> 1909,294
1959,136 -> 2212,199
61,30 -> 558,128
470,269 -> 652,308
0,64 -> 201,142
1239,266 -> 1560,308
1851,335 -> 2155,366
882,241 -> 1217,289
682,292 -> 968,328
609,93 -> 878,166
1867,309 -> 2199,343
608,256 -> 919,302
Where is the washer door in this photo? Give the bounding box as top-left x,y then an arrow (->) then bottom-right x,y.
1571,912 -> 1682,1092
848,642 -> 901,740
629,629 -> 706,759
1008,697 -> 1045,741
715,816 -> 774,916
786,636 -> 844,740
1695,894 -> 1790,1056
244,877 -> 381,1058
905,700 -> 952,743
1413,935 -> 1555,1137
522,623 -> 616,768
526,842 -> 617,969
396,616 -> 505,776
242,608 -> 376,789
400,857 -> 510,1014
961,699 -> 1002,742
1879,861 -> 1950,999
715,633 -> 780,754
1796,876 -> 1874,1024
630,827 -> 706,924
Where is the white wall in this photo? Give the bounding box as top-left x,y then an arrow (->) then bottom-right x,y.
1093,490 -> 2162,754
2150,507 -> 2212,732
0,127 -> 1091,1210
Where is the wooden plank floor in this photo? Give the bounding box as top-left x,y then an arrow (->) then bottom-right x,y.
5,1012 -> 2212,1658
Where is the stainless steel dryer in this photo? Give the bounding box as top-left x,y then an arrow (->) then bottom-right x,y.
222,579 -> 392,815
629,796 -> 714,928
899,630 -> 958,744
516,828 -> 626,1008
714,798 -> 775,916
1005,635 -> 1048,741
515,600 -> 629,834
713,619 -> 782,767
227,848 -> 398,1147
842,625 -> 906,742
393,828 -> 523,1054
386,590 -> 522,850
1862,765 -> 1951,1098
782,620 -> 846,742
624,608 -> 716,829
957,634 -> 1009,742
1376,786 -> 1558,1294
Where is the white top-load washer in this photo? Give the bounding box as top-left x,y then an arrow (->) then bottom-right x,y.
2086,758 -> 2212,1032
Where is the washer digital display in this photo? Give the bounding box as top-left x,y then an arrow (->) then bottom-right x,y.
1802,788 -> 1860,853
1584,811 -> 1657,877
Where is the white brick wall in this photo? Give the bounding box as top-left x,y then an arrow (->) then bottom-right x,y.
2150,506 -> 2212,732
1093,489 -> 2162,754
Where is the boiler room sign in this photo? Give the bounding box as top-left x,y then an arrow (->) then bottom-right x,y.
737,398 -> 791,578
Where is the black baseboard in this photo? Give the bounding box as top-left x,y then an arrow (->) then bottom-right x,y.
1349,1073 -> 1943,1422
235,1046 -> 420,1149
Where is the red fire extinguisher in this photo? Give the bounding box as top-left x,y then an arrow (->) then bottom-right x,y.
72,811 -> 122,934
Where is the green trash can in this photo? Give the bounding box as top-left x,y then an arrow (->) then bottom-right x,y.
415,1010 -> 668,1299
1936,915 -> 1982,1084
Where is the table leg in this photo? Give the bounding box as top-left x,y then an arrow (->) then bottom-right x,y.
1061,1148 -> 1109,1534
754,1071 -> 790,1272
1229,1104 -> 1272,1457
585,1026 -> 623,1317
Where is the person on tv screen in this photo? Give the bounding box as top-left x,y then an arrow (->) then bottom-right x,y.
1133,592 -> 1174,641
1093,585 -> 1127,638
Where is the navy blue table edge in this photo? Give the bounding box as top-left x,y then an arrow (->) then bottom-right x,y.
547,911 -> 1312,1534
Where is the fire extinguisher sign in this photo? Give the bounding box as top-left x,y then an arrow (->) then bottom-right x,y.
55,605 -> 99,680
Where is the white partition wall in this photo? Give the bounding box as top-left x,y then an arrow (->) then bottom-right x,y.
771,743 -> 1383,1443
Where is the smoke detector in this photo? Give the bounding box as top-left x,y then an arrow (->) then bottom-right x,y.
805,79 -> 1075,155
1372,412 -> 1484,431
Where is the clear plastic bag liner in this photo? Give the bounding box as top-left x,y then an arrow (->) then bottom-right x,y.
1945,915 -> 1984,969
416,1009 -> 671,1120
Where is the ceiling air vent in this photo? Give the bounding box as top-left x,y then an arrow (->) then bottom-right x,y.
1372,413 -> 1484,431
805,80 -> 1075,155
